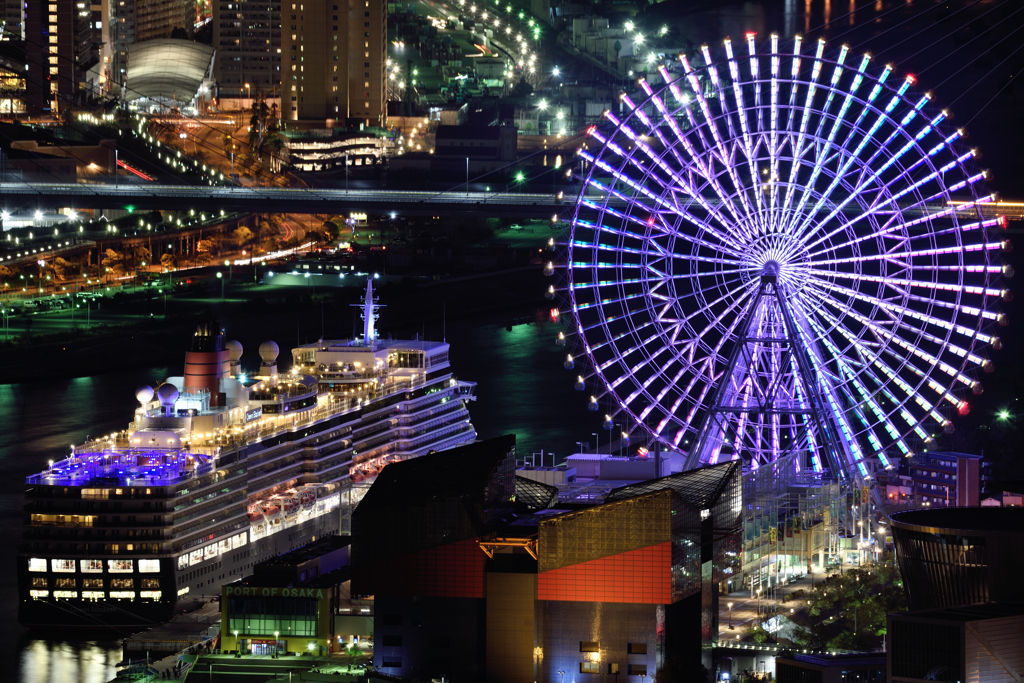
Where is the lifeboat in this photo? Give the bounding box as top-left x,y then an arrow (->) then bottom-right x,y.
262,501 -> 282,519
351,471 -> 365,483
282,495 -> 300,517
300,488 -> 316,509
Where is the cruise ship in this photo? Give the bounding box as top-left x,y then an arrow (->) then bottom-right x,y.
17,280 -> 477,627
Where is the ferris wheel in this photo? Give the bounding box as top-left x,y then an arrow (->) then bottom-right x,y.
557,34 -> 1010,480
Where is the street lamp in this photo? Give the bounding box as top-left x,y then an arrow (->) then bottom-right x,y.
245,83 -> 251,104
756,587 -> 762,616
728,601 -> 734,629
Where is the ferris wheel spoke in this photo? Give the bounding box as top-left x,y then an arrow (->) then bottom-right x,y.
802,276 -> 994,370
807,282 -> 980,390
802,298 -> 956,425
781,38 -> 827,219
724,38 -> 767,225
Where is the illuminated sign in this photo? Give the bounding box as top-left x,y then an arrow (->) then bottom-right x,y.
245,407 -> 263,422
225,586 -> 325,599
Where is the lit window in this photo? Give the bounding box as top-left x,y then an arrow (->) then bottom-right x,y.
140,591 -> 162,599
30,590 -> 49,598
53,591 -> 78,598
580,663 -> 599,674
81,559 -> 103,573
82,591 -> 105,599
108,559 -> 133,573
109,591 -> 135,599
28,558 -> 47,572
139,559 -> 160,573
51,559 -> 76,573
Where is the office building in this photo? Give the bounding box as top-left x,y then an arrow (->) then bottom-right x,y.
2,0 -> 23,40
351,434 -> 742,683
24,0 -> 97,114
280,0 -> 385,125
114,0 -> 196,87
881,451 -> 987,508
212,0 -> 281,99
776,652 -> 886,683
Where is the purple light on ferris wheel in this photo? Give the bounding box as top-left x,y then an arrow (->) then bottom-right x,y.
556,35 -> 1009,479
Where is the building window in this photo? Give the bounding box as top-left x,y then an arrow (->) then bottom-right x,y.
627,643 -> 647,654
382,659 -> 402,668
382,635 -> 402,646
580,663 -> 600,674
580,642 -> 599,653
608,664 -> 620,674
628,665 -> 648,675
383,614 -> 402,626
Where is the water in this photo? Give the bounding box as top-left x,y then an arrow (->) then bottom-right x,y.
1,314 -> 588,681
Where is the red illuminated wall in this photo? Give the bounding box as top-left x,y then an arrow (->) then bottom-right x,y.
536,542 -> 671,604
354,538 -> 485,598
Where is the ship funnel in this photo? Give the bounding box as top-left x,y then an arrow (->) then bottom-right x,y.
184,323 -> 230,407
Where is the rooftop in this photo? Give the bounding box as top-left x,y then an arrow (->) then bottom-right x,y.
126,39 -> 215,102
260,535 -> 351,568
890,507 -> 1024,534
604,460 -> 741,509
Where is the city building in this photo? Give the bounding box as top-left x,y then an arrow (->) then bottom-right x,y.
279,0 -> 386,126
220,535 -> 362,656
114,0 -> 196,87
2,0 -> 23,40
24,0 -> 97,115
776,652 -> 886,683
390,124 -> 518,175
887,604 -> 1024,683
280,127 -> 387,172
889,507 -> 1024,610
351,435 -> 742,683
124,39 -> 215,112
881,451 -> 987,508
212,0 -> 281,100
887,507 -> 1024,683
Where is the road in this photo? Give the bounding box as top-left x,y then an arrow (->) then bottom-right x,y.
0,183 -> 567,217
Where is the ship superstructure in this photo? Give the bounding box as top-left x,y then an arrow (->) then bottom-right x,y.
17,280 -> 476,627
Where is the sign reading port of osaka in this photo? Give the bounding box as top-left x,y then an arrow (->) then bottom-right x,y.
225,586 -> 325,599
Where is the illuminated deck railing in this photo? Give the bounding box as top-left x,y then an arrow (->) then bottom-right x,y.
26,449 -> 216,488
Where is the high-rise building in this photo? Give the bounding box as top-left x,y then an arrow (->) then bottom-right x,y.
212,0 -> 281,99
1,0 -> 24,40
24,0 -> 96,115
279,0 -> 385,125
113,0 -> 195,87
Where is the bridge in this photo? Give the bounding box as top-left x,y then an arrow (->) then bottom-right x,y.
0,183 -> 571,218
3,182 -> 1023,223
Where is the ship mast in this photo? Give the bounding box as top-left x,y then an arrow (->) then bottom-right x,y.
353,277 -> 383,346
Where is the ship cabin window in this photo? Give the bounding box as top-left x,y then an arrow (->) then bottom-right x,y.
391,351 -> 424,369
55,577 -> 76,589
108,559 -> 134,573
31,577 -> 47,588
28,558 -> 47,572
83,578 -> 103,588
81,559 -> 103,573
111,578 -> 135,589
142,578 -> 160,589
139,559 -> 160,573
51,559 -> 76,573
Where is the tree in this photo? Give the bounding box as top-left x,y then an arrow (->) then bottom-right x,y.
51,257 -> 75,282
169,26 -> 189,40
345,644 -> 359,670
510,79 -> 534,98
232,225 -> 254,249
101,248 -> 126,279
160,253 -> 178,271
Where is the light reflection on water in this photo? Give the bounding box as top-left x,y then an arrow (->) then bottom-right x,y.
18,637 -> 125,683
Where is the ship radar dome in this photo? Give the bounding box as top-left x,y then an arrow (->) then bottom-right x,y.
225,339 -> 243,361
156,382 -> 179,406
136,385 -> 155,405
259,341 -> 280,363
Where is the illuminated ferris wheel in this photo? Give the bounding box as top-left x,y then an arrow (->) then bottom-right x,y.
556,34 -> 1010,481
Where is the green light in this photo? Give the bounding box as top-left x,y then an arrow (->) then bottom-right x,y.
126,206 -> 135,213
998,410 -> 1011,421
516,171 -> 525,182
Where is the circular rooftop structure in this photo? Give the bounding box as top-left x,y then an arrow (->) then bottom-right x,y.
125,39 -> 215,104
889,507 -> 1024,610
